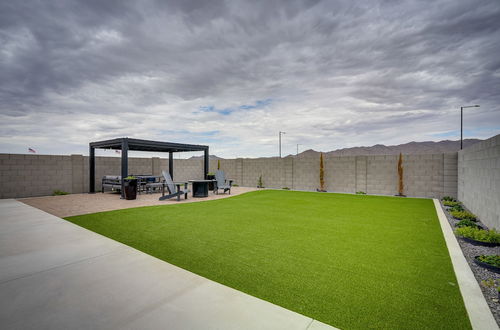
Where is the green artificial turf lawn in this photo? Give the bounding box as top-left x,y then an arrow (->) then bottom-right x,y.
66,190 -> 471,329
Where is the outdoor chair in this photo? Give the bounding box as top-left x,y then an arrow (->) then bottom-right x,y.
159,171 -> 190,201
101,175 -> 121,193
214,170 -> 233,194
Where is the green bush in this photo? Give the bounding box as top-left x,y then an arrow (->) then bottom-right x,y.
124,176 -> 137,180
455,219 -> 481,229
477,255 -> 500,268
52,190 -> 69,196
443,201 -> 461,207
450,210 -> 477,221
356,191 -> 366,195
442,196 -> 456,202
455,227 -> 500,243
449,204 -> 464,212
282,187 -> 290,190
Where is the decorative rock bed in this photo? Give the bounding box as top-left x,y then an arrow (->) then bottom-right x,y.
441,200 -> 500,325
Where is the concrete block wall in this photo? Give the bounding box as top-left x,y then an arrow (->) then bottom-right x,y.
240,157 -> 289,188
0,151 -> 460,199
366,155 -> 398,195
293,154 -> 318,191
325,156 -> 356,193
403,154 -> 444,198
0,154 -> 73,199
458,134 -> 500,229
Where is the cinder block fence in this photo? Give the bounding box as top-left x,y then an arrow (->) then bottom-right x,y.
2,133 -> 499,228
0,152 -> 458,199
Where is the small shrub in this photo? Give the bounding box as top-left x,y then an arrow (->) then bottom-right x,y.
52,190 -> 69,196
443,201 -> 461,207
232,184 -> 239,187
449,204 -> 464,212
477,255 -> 500,268
282,187 -> 290,190
257,175 -> 264,188
481,279 -> 497,288
455,227 -> 500,243
451,210 -> 477,221
356,191 -> 366,195
455,219 -> 481,229
442,196 -> 456,202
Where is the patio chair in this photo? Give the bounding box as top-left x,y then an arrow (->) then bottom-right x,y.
214,170 -> 233,195
159,171 -> 190,201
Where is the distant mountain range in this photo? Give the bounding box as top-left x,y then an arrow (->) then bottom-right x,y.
299,139 -> 482,157
190,139 -> 482,159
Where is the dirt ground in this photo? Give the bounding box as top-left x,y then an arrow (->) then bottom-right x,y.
20,186 -> 257,218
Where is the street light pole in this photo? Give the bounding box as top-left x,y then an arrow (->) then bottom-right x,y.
279,131 -> 286,158
460,105 -> 480,149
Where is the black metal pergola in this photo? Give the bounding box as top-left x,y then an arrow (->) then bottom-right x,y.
89,137 -> 209,196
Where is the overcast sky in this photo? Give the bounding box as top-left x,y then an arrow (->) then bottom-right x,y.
1,0 -> 499,158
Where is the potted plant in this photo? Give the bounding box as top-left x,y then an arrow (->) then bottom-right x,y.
123,176 -> 138,200
207,172 -> 216,190
474,255 -> 500,274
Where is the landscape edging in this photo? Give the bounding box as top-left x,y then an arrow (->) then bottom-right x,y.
433,199 -> 499,330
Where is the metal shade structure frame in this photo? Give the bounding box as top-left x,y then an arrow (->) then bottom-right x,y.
89,138 -> 209,197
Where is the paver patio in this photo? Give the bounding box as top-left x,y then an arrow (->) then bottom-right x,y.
19,186 -> 256,217
0,199 -> 333,330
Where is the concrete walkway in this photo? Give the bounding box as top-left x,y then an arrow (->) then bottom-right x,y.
0,199 -> 335,330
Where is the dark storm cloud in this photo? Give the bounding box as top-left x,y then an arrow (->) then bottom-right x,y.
0,0 -> 499,157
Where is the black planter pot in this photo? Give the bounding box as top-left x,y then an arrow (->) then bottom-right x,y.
124,179 -> 138,200
460,236 -> 500,247
474,256 -> 500,274
207,175 -> 215,190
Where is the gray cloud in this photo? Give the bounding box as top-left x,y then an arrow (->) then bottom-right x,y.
1,0 -> 499,157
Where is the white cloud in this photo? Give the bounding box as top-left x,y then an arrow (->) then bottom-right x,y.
0,0 -> 499,158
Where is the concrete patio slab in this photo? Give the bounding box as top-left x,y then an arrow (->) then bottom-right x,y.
0,199 -> 336,330
19,186 -> 257,217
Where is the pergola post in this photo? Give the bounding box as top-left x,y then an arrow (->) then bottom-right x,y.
120,138 -> 129,198
169,151 -> 173,180
89,145 -> 95,193
204,147 -> 209,179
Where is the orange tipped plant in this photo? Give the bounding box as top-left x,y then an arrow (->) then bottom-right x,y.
318,152 -> 326,192
397,153 -> 405,196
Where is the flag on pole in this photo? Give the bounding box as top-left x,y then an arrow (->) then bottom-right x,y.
28,148 -> 36,153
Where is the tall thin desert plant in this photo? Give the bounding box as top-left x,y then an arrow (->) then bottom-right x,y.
217,159 -> 221,170
318,152 -> 326,192
397,153 -> 405,196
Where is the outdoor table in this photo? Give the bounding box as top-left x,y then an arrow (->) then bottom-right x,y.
188,180 -> 214,198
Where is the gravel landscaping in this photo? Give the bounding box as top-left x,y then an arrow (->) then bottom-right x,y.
441,200 -> 500,325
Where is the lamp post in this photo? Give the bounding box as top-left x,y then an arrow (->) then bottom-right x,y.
296,144 -> 301,156
279,131 -> 286,158
460,105 -> 479,149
